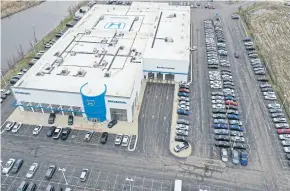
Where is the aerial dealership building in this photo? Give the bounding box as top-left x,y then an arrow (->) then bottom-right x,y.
11,2 -> 190,122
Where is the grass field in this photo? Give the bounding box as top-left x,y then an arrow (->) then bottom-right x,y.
1,0 -> 43,18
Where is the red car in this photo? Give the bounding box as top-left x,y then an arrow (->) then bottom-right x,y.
179,88 -> 190,93
277,129 -> 290,134
225,100 -> 238,106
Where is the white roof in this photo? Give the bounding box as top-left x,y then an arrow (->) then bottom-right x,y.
14,2 -> 190,97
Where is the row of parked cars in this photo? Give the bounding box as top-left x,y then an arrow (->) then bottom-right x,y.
174,82 -> 191,153
241,38 -> 290,165
205,19 -> 248,165
2,158 -> 82,191
1,88 -> 11,103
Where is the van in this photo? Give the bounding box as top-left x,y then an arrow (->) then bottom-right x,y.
17,181 -> 28,191
45,185 -> 54,191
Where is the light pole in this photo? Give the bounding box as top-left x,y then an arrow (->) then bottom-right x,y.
125,177 -> 134,191
58,167 -> 68,185
281,94 -> 288,111
0,70 -> 7,85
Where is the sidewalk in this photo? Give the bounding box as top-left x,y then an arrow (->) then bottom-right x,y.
7,80 -> 148,136
169,83 -> 192,158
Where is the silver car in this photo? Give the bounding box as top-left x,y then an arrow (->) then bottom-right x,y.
176,130 -> 188,136
279,134 -> 290,140
26,163 -> 38,178
221,148 -> 228,162
281,140 -> 290,146
273,118 -> 287,123
267,103 -> 281,109
232,150 -> 239,165
177,119 -> 189,125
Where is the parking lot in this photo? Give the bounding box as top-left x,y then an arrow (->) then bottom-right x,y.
1,122 -> 130,152
137,82 -> 174,156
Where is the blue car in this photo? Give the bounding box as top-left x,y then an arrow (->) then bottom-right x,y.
177,109 -> 190,115
240,151 -> 248,166
229,125 -> 244,131
178,92 -> 189,97
213,124 -> 228,129
227,114 -> 240,120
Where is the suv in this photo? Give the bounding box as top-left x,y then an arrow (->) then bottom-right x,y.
47,126 -> 56,137
80,169 -> 89,182
48,113 -> 56,124
45,165 -> 56,179
11,159 -> 23,174
177,119 -> 189,125
61,127 -> 71,140
68,115 -> 73,125
17,181 -> 28,191
174,142 -> 189,152
108,120 -> 118,128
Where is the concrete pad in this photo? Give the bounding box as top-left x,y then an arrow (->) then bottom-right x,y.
169,83 -> 192,158
6,81 -> 148,136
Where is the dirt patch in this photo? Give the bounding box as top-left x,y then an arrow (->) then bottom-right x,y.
1,0 -> 43,18
241,3 -> 290,116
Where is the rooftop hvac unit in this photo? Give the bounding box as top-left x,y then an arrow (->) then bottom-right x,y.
120,46 -> 124,50
104,71 -> 111,77
101,48 -> 107,54
134,16 -> 139,21
85,29 -> 91,34
93,48 -> 98,53
77,69 -> 86,77
70,51 -> 76,56
54,51 -> 60,56
55,57 -> 63,64
61,68 -> 69,75
164,37 -> 174,42
36,72 -> 44,76
131,48 -> 136,52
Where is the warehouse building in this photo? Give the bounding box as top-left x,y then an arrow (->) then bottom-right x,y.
11,2 -> 190,122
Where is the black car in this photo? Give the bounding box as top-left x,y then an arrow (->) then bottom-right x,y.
26,182 -> 36,191
286,154 -> 290,160
175,136 -> 187,142
61,127 -> 71,140
100,132 -> 109,144
234,52 -> 239,58
48,113 -> 56,124
215,141 -> 230,148
45,165 -> 56,179
108,120 -> 117,128
232,143 -> 247,150
11,159 -> 23,174
68,115 -> 73,125
47,126 -> 56,137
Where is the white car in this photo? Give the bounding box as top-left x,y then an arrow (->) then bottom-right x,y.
212,96 -> 224,100
279,134 -> 290,140
178,105 -> 190,111
174,142 -> 189,152
264,96 -> 276,100
283,147 -> 290,153
115,133 -> 123,145
11,122 -> 22,133
122,134 -> 130,147
0,89 -> 11,95
281,140 -> 290,146
231,136 -> 245,143
26,163 -> 38,178
2,158 -> 15,174
33,125 -> 43,135
221,149 -> 228,162
212,104 -> 225,109
212,100 -> 224,104
179,101 -> 190,106
179,97 -> 189,101
176,130 -> 188,136
5,121 -> 16,131
176,124 -> 189,131
52,127 -> 63,139
267,103 -> 281,109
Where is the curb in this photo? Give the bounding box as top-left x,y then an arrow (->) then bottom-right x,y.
128,135 -> 138,151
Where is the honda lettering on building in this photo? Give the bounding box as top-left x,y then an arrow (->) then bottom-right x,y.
157,66 -> 175,70
14,91 -> 30,95
108,100 -> 127,104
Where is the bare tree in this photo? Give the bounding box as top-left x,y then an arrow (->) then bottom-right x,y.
7,57 -> 15,72
32,25 -> 38,44
16,44 -> 25,60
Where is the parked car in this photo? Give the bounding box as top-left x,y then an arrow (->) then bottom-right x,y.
45,185 -> 54,191
215,141 -> 230,148
178,92 -> 189,97
11,122 -> 22,133
232,150 -> 240,164
26,182 -> 36,191
47,126 -> 56,137
68,115 -> 74,125
281,140 -> 290,146
176,130 -> 188,136
108,120 -> 118,128
33,125 -> 43,135
26,163 -> 38,178
115,133 -> 123,145
45,165 -> 56,179
84,131 -> 93,142
221,148 -> 228,162
11,159 -> 23,174
279,134 -> 290,140
177,109 -> 190,115
100,132 -> 109,144
179,97 -> 189,101
283,147 -> 290,153
17,181 -> 28,191
277,129 -> 290,134
177,119 -> 189,125
61,127 -> 71,140
5,121 -> 16,131
179,88 -> 190,93
232,143 -> 247,150
52,127 -> 63,139
275,123 -> 289,129
48,113 -> 56,124
80,169 -> 89,182
2,158 -> 15,174
174,142 -> 189,152
175,136 -> 187,142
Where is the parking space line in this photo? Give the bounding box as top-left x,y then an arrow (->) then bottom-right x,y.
94,169 -> 102,190
112,172 -> 118,191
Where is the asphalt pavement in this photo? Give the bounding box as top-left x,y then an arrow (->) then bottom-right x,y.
1,93 -> 16,124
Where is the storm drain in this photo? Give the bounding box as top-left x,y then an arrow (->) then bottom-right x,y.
128,135 -> 138,151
